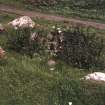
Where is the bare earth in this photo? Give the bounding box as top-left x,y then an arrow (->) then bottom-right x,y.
0,5 -> 105,30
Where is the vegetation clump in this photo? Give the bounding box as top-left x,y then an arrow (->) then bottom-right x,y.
47,27 -> 104,69
6,26 -> 105,69
6,28 -> 44,57
24,0 -> 60,6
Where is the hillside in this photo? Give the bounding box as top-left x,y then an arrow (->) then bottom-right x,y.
0,1 -> 105,105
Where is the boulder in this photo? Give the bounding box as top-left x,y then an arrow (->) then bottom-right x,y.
8,16 -> 35,29
84,72 -> 105,81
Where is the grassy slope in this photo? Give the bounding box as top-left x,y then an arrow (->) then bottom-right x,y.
0,40 -> 86,105
0,35 -> 105,105
0,13 -> 105,105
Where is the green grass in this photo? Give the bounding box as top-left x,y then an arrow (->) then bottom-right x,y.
1,13 -> 105,105
0,0 -> 24,8
0,12 -> 18,24
0,54 -> 55,105
0,15 -> 87,104
0,51 -> 87,105
0,54 -> 105,105
1,0 -> 105,23
1,50 -> 105,105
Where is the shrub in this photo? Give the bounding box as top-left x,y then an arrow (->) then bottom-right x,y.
6,28 -> 44,57
48,27 -> 104,69
6,26 -> 105,69
61,27 -> 104,69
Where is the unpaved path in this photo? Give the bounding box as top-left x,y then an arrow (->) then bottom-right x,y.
0,5 -> 105,30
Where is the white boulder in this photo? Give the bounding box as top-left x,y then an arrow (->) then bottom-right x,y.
84,72 -> 105,81
8,16 -> 35,29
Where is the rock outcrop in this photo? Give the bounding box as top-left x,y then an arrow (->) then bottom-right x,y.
84,72 -> 105,81
8,16 -> 35,29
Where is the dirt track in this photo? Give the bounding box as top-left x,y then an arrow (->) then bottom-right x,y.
0,5 -> 105,30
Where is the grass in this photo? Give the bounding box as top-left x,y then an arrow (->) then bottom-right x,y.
0,13 -> 105,105
0,54 -> 55,105
36,5 -> 105,23
1,0 -> 105,23
0,51 -> 87,105
0,12 -> 18,24
1,51 -> 105,105
50,79 -> 105,105
0,0 -> 24,8
0,14 -> 87,104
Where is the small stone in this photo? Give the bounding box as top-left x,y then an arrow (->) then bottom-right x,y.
52,26 -> 56,29
57,28 -> 61,30
69,102 -> 72,105
50,68 -> 55,71
58,30 -> 62,33
47,59 -> 56,67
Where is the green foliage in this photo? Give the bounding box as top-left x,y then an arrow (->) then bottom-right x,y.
23,0 -> 60,6
5,25 -> 105,69
57,27 -> 104,69
6,28 -> 44,57
1,0 -> 105,21
1,13 -> 105,105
